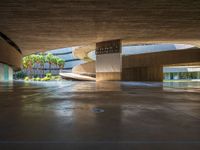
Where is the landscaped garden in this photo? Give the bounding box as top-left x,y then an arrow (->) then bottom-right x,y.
15,53 -> 65,81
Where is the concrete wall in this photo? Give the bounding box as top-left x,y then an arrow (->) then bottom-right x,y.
96,53 -> 122,81
8,66 -> 13,80
96,40 -> 122,81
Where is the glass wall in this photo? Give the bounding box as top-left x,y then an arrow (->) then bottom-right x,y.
164,72 -> 200,80
163,66 -> 200,80
0,63 -> 13,81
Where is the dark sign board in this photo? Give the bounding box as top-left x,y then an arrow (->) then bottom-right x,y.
96,39 -> 121,55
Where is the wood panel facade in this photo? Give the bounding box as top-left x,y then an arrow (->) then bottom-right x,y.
122,48 -> 200,81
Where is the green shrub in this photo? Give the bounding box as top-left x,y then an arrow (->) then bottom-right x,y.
36,77 -> 41,81
15,71 -> 27,79
45,73 -> 52,78
46,77 -> 51,81
55,76 -> 61,80
41,77 -> 51,81
32,78 -> 37,81
48,75 -> 61,80
51,76 -> 56,80
33,74 -> 38,78
24,75 -> 62,82
24,76 -> 29,81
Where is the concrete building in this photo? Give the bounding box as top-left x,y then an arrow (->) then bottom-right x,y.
30,44 -> 200,81
1,1 -> 200,149
1,0 -> 200,81
31,48 -> 84,76
70,43 -> 200,81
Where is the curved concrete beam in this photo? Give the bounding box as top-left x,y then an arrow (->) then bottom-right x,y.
72,61 -> 95,75
1,0 -> 200,54
73,44 -> 96,60
0,38 -> 22,70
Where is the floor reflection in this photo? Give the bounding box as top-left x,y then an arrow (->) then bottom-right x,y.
96,81 -> 122,91
163,81 -> 200,92
0,80 -> 199,142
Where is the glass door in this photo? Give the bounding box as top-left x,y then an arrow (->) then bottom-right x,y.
4,64 -> 9,80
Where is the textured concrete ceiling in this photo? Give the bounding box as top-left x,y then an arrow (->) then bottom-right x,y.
0,0 -> 200,55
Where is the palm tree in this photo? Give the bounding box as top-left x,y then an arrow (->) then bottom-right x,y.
52,55 -> 59,68
57,58 -> 65,71
34,54 -> 41,77
23,53 -> 65,77
39,54 -> 46,77
22,55 -> 35,78
46,53 -> 54,73
22,57 -> 29,75
31,54 -> 38,77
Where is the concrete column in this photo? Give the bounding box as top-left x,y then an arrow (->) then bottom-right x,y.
0,63 -> 4,81
96,39 -> 122,81
197,72 -> 200,79
8,65 -> 13,80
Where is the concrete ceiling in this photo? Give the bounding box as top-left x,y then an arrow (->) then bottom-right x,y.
0,0 -> 200,55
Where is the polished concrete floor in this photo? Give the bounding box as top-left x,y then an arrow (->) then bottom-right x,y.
0,81 -> 200,149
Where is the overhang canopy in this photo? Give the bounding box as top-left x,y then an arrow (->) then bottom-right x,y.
0,0 -> 200,55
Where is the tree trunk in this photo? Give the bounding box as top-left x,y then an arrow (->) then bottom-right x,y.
29,67 -> 32,78
43,65 -> 45,77
40,64 -> 42,78
49,63 -> 51,73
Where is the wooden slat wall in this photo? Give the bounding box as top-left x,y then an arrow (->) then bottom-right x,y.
122,48 -> 200,81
